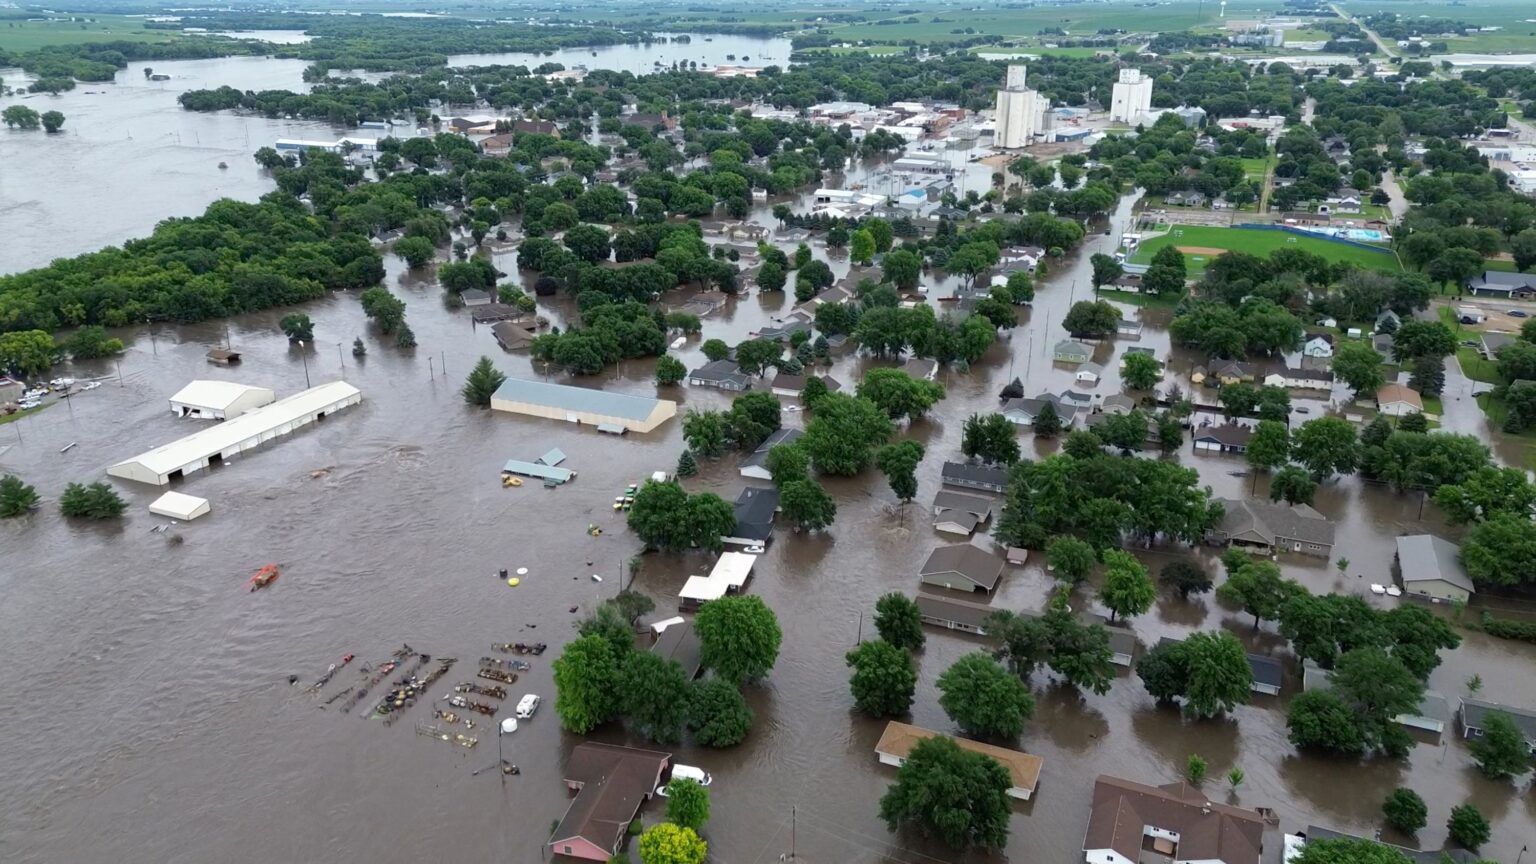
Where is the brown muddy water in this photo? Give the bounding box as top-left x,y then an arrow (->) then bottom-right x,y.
3,65 -> 1535,864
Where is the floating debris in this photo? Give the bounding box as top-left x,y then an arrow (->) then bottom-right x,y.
415,723 -> 476,749
477,668 -> 518,685
492,642 -> 546,655
454,683 -> 506,699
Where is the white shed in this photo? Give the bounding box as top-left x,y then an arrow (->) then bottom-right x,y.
149,491 -> 210,521
169,381 -> 276,420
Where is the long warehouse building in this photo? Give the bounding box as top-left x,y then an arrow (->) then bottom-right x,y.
108,381 -> 362,485
490,377 -> 676,434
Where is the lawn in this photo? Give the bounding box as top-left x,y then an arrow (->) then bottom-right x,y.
1129,225 -> 1402,274
1095,287 -> 1185,309
820,0 -> 1293,43
0,402 -> 52,426
0,15 -> 188,51
1439,307 -> 1501,384
794,45 -> 908,56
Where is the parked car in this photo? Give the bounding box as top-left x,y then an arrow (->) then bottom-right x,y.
515,693 -> 540,719
657,764 -> 713,795
1509,309 -> 1529,318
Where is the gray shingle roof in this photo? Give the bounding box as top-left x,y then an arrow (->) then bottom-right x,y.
741,428 -> 802,471
1460,697 -> 1536,741
1214,498 -> 1335,547
1395,534 -> 1474,593
941,461 -> 1009,489
690,359 -> 753,388
920,544 -> 1006,591
492,378 -> 665,421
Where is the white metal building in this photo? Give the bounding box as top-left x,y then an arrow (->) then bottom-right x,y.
677,552 -> 756,610
149,491 -> 210,521
1110,68 -> 1155,124
168,380 -> 277,420
109,381 -> 361,485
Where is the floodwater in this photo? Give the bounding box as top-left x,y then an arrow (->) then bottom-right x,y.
3,51 -> 1536,864
446,33 -> 792,75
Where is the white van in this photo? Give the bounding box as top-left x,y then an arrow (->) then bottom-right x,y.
657,764 -> 713,795
515,693 -> 540,719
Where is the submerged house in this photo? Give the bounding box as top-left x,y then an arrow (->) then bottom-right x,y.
1083,775 -> 1265,864
919,544 -> 1006,594
547,743 -> 672,861
490,378 -> 677,434
1206,498 -> 1335,557
876,721 -> 1043,800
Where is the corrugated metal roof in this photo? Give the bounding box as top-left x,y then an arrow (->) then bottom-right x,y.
492,378 -> 664,421
1396,534 -> 1473,593
112,381 -> 360,478
502,460 -> 573,483
168,380 -> 274,411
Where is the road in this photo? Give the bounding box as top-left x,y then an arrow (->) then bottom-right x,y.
1331,3 -> 1399,60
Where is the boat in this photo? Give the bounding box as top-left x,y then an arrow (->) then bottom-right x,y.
248,564 -> 280,591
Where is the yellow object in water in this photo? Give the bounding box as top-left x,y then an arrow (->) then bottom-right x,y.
503,476 -> 523,487
507,577 -> 520,587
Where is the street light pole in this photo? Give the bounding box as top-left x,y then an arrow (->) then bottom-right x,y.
297,341 -> 311,389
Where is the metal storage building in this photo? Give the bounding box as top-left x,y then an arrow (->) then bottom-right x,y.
490,378 -> 676,434
168,380 -> 276,420
108,381 -> 361,485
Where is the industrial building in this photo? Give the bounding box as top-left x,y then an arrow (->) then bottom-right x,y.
1110,68 -> 1155,124
490,378 -> 677,434
994,65 -> 1044,149
107,381 -> 362,486
168,380 -> 276,420
148,491 -> 210,521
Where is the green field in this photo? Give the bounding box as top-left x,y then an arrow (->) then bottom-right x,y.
1339,0 -> 1536,53
794,45 -> 907,55
974,45 -> 1104,58
0,15 -> 189,51
813,0 -> 1292,43
1129,225 -> 1402,274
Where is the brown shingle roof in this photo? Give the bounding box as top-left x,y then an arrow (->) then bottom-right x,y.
550,743 -> 672,857
1084,775 -> 1265,864
875,721 -> 1042,795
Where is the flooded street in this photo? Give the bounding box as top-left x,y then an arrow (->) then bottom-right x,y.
2,49 -> 1535,864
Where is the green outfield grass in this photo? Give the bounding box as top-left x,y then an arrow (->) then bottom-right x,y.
0,15 -> 188,51
1129,225 -> 1402,274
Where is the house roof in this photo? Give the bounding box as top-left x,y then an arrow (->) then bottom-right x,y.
920,544 -> 1006,591
491,320 -> 538,348
771,372 -> 841,394
1054,339 -> 1092,357
1102,394 -> 1137,412
1305,331 -> 1335,346
650,621 -> 702,679
1269,366 -> 1332,382
1481,332 -> 1517,353
1460,697 -> 1536,740
741,428 -> 803,472
1002,396 -> 1078,422
1084,775 -> 1265,864
1092,615 -> 1138,658
932,489 -> 996,518
492,378 -> 667,422
1474,270 -> 1536,289
690,359 -> 753,388
1376,382 -> 1423,408
1194,422 -> 1253,447
732,486 -> 779,541
1395,534 -> 1473,593
1078,362 -> 1105,376
551,743 -> 672,855
1214,497 -> 1335,547
875,721 -> 1043,794
914,592 -> 1000,631
941,461 -> 1009,489
1302,826 -> 1478,864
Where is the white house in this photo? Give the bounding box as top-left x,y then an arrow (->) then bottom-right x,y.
168,380 -> 276,420
1377,383 -> 1424,416
1302,333 -> 1335,358
1076,362 -> 1104,385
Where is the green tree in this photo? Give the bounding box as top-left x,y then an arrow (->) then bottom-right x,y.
801,393 -> 894,475
937,652 -> 1034,739
1161,560 -> 1212,599
850,228 -> 876,265
1270,464 -> 1318,506
1333,647 -> 1424,757
2,105 -> 40,129
655,354 -> 686,385
1046,536 -> 1097,584
1293,838 -> 1415,864
675,448 -> 698,478
1331,342 -> 1385,396
734,338 -> 781,376
394,235 -> 435,267
1463,511 -> 1536,587
1511,228 -> 1536,273
882,248 -> 922,291
620,651 -> 692,744
1469,710 -> 1533,779
58,482 -> 125,519
878,736 -> 1012,851
1382,788 -> 1428,835
1061,299 -> 1121,338
462,355 -> 506,406
39,110 -> 64,133
552,635 -> 621,733
1098,549 -> 1156,623
0,475 -> 40,517
874,592 -> 925,650
62,325 -> 123,360
696,595 -> 782,684
701,338 -> 730,362
1288,688 -> 1365,753
627,481 -> 734,552
1122,352 -> 1162,391
764,444 -> 809,488
1183,630 -> 1254,718
1292,416 -> 1360,480
961,413 -> 1021,465
1227,767 -> 1245,789
1446,805 -> 1490,851
687,678 -> 753,747
664,778 -> 711,831
638,823 -> 707,864
1391,320 -> 1457,361
875,439 -> 924,503
1246,420 -> 1291,471
858,369 -> 945,420
0,330 -> 58,377
1186,753 -> 1207,784
682,409 -> 729,459
1218,558 -> 1301,628
1033,401 -> 1063,437
846,639 -> 917,717
1090,252 -> 1124,290
779,478 -> 837,531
